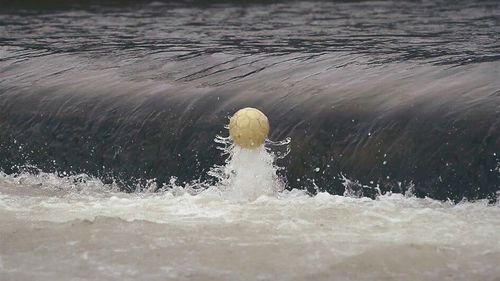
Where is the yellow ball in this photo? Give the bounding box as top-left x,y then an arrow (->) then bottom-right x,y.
229,107 -> 270,149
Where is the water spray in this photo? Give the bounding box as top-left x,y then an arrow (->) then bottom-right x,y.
209,107 -> 288,200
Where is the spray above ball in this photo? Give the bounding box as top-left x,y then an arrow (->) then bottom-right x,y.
229,107 -> 270,149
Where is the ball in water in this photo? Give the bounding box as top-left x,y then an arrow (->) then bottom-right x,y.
229,107 -> 270,149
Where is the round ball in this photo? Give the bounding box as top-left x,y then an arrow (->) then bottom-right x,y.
229,107 -> 270,149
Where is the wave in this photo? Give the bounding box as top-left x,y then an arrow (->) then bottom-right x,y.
0,0 -> 499,201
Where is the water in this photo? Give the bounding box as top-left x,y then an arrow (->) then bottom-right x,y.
1,170 -> 499,281
1,0 -> 500,279
0,130 -> 498,280
1,0 -> 499,200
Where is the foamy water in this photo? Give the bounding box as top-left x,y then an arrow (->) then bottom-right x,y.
1,152 -> 499,281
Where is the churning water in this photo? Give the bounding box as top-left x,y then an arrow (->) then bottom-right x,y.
0,0 -> 499,280
0,133 -> 499,280
1,159 -> 499,281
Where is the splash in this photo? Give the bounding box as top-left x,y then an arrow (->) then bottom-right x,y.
207,135 -> 291,201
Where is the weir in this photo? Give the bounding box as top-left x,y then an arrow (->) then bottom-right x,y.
1,52 -> 498,201
1,0 -> 499,201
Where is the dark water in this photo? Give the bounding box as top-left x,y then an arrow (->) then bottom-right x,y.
0,0 -> 499,201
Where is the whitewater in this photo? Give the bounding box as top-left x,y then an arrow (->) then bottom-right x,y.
1,145 -> 499,281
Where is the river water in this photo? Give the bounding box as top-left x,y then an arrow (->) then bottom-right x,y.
0,0 -> 499,280
1,168 -> 499,281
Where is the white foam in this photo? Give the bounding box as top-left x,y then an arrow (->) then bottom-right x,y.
0,141 -> 499,281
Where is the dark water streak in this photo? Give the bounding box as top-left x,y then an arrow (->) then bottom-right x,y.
0,0 -> 499,201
